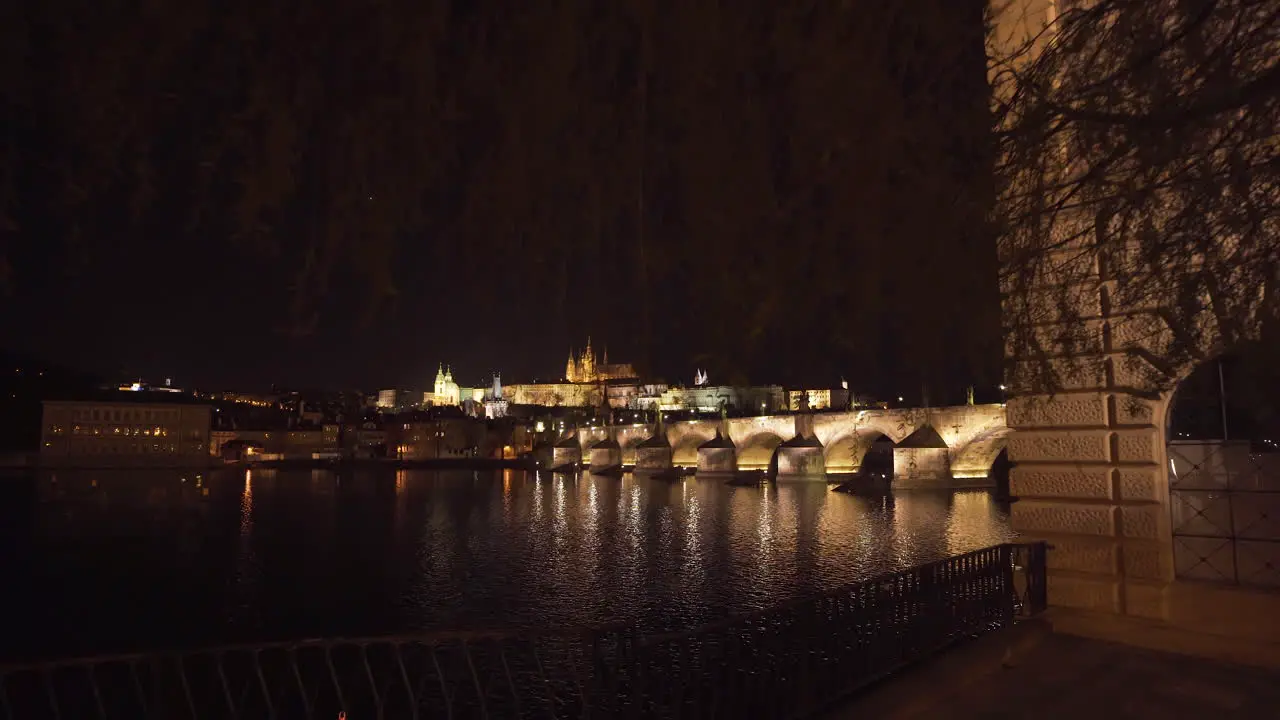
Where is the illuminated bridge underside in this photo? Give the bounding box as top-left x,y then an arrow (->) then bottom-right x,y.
576,404 -> 1009,488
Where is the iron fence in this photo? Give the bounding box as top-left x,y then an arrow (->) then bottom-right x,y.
1,542 -> 1047,720
1168,440 -> 1280,587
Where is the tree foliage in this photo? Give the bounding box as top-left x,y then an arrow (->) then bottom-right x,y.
991,0 -> 1280,396
3,0 -> 995,392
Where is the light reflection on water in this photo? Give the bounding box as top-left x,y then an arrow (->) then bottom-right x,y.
5,468 -> 1014,660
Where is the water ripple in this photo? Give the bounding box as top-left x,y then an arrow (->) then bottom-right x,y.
5,468 -> 1015,660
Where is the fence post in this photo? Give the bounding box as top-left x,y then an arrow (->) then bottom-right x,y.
1027,542 -> 1049,614
1000,545 -> 1017,623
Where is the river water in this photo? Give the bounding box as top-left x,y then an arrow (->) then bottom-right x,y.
1,468 -> 1014,662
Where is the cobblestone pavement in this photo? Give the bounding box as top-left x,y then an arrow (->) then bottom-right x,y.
836,631 -> 1280,719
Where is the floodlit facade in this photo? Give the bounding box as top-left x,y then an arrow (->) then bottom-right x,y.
40,400 -> 212,466
659,385 -> 786,414
504,383 -> 602,408
424,364 -> 461,406
787,388 -> 851,411
565,338 -> 637,383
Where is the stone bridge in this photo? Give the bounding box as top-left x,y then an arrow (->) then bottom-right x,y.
574,404 -> 1009,488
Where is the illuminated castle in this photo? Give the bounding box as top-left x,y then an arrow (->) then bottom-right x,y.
565,338 -> 637,383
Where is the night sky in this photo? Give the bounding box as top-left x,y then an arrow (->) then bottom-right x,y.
2,0 -> 998,402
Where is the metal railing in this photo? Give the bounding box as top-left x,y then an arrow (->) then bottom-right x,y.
1,542 -> 1048,720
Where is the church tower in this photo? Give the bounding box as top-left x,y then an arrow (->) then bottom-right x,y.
566,350 -> 579,382
434,364 -> 446,396
582,337 -> 596,381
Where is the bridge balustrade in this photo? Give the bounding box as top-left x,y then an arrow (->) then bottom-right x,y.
0,542 -> 1047,720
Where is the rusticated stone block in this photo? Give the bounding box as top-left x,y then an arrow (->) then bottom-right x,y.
1007,393 -> 1108,429
1012,500 -> 1116,536
1000,246 -> 1100,293
1019,283 -> 1104,324
1008,430 -> 1112,463
1115,429 -> 1161,463
1118,467 -> 1163,502
1009,357 -> 1108,392
1011,466 -> 1112,500
1047,573 -> 1122,612
1004,320 -> 1103,358
1122,541 -> 1172,581
1120,504 -> 1164,540
1043,537 -> 1118,575
1108,313 -> 1173,353
1112,394 -> 1161,426
1109,354 -> 1171,390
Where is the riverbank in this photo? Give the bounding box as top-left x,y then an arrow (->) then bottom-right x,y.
5,455 -> 540,472
238,456 -> 536,471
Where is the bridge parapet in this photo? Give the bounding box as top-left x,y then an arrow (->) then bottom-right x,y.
599,404 -> 1008,484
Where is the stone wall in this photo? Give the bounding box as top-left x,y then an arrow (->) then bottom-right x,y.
697,447 -> 737,475
991,0 -> 1178,617
596,405 -> 1009,481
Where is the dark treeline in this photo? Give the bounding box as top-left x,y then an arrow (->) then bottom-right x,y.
2,0 -> 996,399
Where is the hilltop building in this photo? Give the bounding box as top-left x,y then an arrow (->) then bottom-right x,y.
423,364 -> 460,406
565,338 -> 637,383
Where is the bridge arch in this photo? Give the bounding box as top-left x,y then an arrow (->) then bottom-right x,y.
949,426 -> 1013,480
612,426 -> 652,465
736,432 -> 784,470
670,433 -> 709,466
665,422 -> 717,466
861,433 -> 896,481
823,429 -> 897,475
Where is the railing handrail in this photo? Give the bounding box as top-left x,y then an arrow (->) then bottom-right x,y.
639,541 -> 1040,645
1,541 -> 1050,720
1,541 -> 1047,674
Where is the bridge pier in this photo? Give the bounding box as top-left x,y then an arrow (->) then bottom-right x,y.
549,436 -> 581,472
697,432 -> 737,475
633,435 -> 673,474
588,438 -> 623,473
776,435 -> 825,478
595,404 -> 1008,483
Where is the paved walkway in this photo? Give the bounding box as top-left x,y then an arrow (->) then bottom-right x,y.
829,620 -> 1280,719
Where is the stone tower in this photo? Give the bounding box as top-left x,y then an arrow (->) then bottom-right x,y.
566,351 -> 579,383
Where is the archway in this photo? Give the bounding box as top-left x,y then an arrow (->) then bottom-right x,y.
860,435 -> 895,483
990,449 -> 1011,499
822,433 -> 861,474
1166,351 -> 1280,587
671,435 -> 707,467
737,433 -> 784,470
